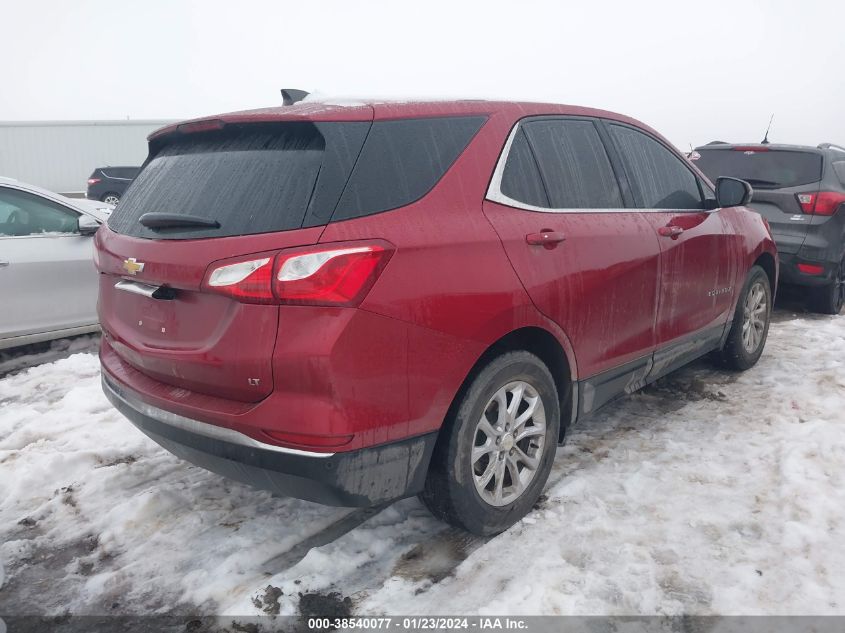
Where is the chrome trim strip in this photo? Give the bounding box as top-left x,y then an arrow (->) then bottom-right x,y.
115,279 -> 159,298
103,375 -> 335,458
485,120 -> 718,215
0,324 -> 100,351
0,233 -> 82,240
486,123 -> 524,208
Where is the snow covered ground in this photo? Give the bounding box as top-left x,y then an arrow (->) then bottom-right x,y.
1,307 -> 843,617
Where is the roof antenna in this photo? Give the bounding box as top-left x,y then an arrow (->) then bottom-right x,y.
281,88 -> 309,106
761,114 -> 774,145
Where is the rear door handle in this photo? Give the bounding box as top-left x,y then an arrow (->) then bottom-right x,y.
0,261 -> 9,267
526,230 -> 566,248
658,225 -> 684,239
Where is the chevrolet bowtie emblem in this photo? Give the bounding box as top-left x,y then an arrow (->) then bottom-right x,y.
123,258 -> 145,275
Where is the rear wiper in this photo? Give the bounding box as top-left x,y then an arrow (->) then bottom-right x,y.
139,212 -> 220,229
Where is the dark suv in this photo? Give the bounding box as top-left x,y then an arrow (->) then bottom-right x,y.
86,166 -> 140,205
693,142 -> 845,314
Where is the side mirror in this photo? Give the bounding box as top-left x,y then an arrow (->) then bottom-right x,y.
716,177 -> 753,208
78,214 -> 101,236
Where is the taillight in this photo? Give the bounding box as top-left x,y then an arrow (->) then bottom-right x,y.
275,245 -> 389,305
796,191 -> 845,216
815,192 -> 845,215
202,242 -> 393,306
87,178 -> 101,185
206,256 -> 275,304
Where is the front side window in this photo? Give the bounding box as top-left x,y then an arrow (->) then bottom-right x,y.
0,188 -> 79,237
609,124 -> 703,210
522,119 -> 624,209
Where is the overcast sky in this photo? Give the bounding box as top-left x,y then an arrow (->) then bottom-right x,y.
2,0 -> 842,150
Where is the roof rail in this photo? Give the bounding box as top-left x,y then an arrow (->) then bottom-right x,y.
281,89 -> 309,106
818,143 -> 845,152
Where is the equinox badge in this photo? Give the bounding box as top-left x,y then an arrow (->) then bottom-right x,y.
123,258 -> 145,275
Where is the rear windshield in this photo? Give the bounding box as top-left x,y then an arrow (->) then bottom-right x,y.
109,123 -> 327,240
104,167 -> 140,179
109,116 -> 486,240
693,148 -> 823,189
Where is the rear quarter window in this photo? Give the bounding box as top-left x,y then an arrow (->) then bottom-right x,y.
830,161 -> 845,187
333,116 -> 486,221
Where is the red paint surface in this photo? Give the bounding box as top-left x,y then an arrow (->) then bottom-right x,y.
97,100 -> 777,453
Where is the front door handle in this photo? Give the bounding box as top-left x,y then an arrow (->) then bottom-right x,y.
526,230 -> 566,248
0,261 -> 9,267
658,225 -> 684,239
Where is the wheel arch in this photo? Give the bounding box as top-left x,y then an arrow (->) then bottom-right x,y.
753,251 -> 777,299
442,326 -> 575,445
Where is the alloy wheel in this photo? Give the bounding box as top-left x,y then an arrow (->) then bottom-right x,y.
103,194 -> 120,205
741,280 -> 768,353
471,380 -> 546,507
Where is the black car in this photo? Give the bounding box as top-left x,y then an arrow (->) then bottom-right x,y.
86,166 -> 140,205
693,142 -> 845,314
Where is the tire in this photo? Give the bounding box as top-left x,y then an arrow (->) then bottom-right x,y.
716,265 -> 772,371
420,351 -> 560,535
807,257 -> 845,315
101,192 -> 120,205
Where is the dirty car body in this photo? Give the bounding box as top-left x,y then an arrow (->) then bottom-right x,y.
96,99 -> 777,532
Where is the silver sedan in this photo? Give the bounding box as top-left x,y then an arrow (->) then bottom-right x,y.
0,177 -> 111,350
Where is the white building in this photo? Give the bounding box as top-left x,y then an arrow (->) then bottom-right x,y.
0,120 -> 175,195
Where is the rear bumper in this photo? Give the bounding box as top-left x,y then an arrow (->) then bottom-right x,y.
102,372 -> 437,507
86,184 -> 106,200
778,252 -> 837,287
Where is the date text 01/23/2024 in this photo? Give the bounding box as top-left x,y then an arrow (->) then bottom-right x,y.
307,617 -> 528,630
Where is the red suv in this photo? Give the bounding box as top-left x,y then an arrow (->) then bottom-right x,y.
96,100 -> 777,535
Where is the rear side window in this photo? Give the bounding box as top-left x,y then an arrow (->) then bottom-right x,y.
609,124 -> 703,209
333,116 -> 486,221
109,124 -> 327,240
693,148 -> 823,190
522,119 -> 623,209
500,129 -> 549,207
